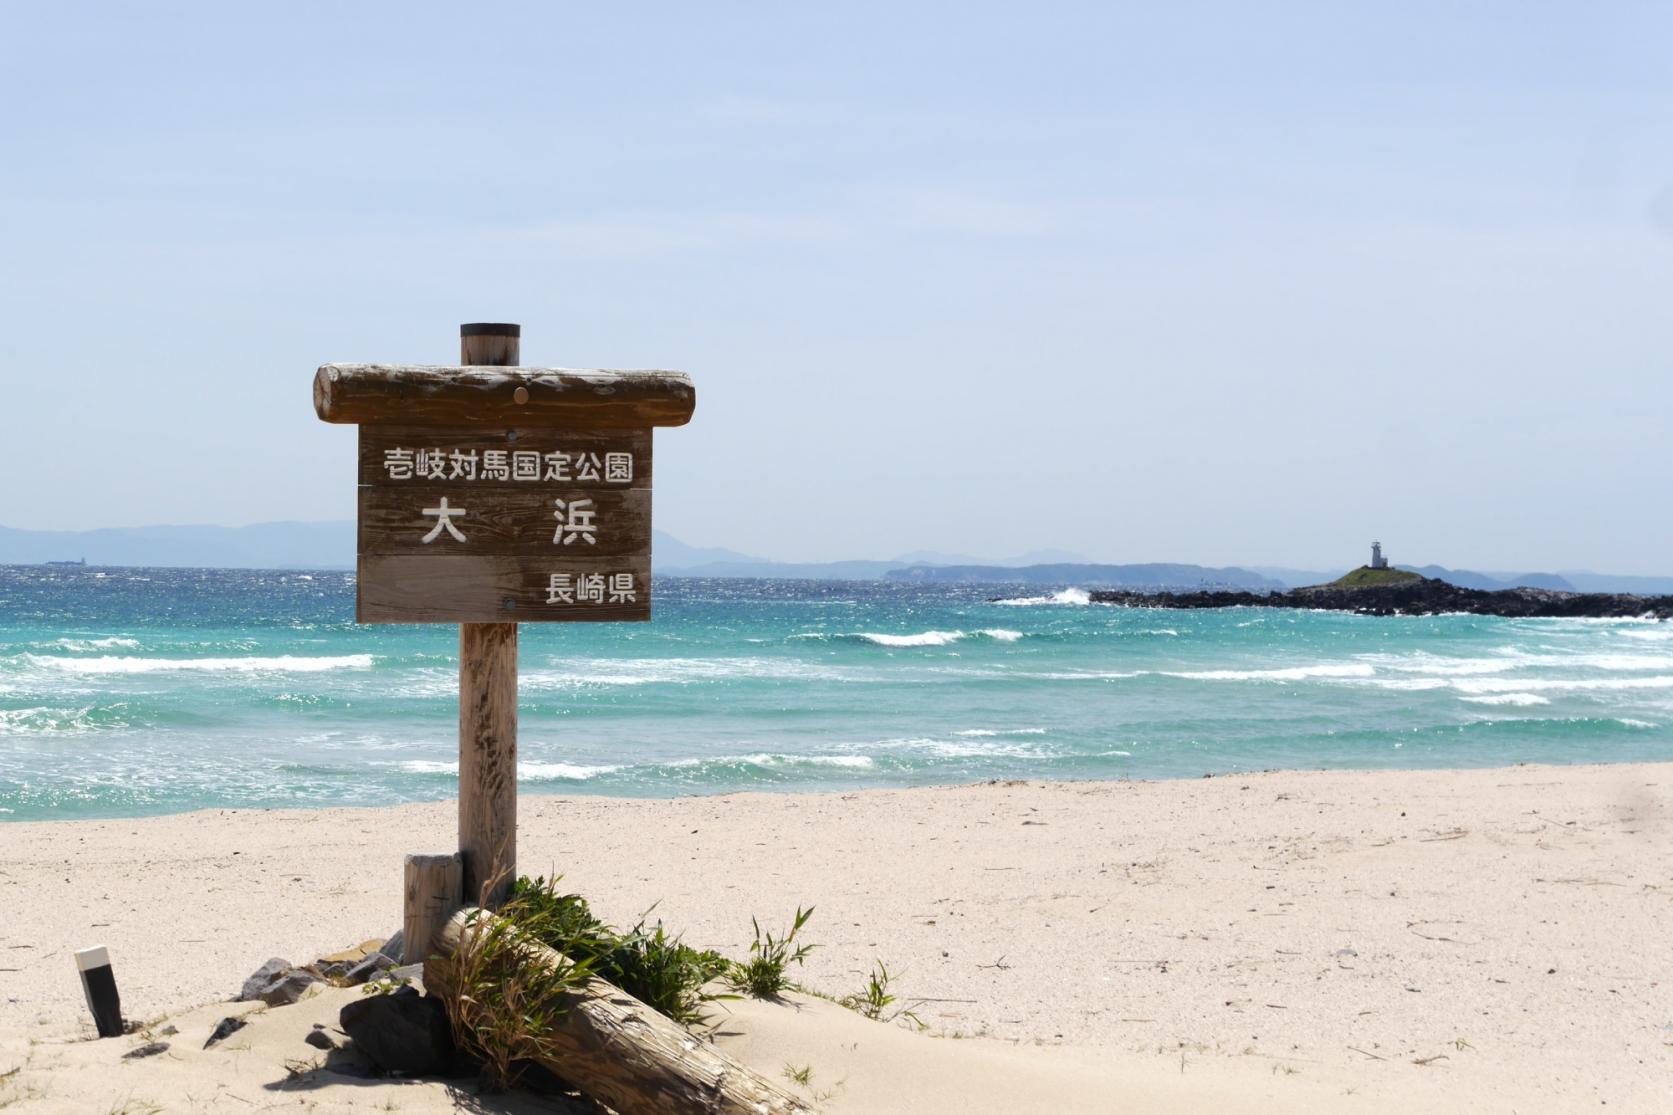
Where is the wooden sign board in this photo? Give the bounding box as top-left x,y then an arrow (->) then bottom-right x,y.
315,362 -> 694,626
356,425 -> 650,623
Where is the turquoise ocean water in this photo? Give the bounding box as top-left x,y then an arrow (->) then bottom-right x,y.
3,566 -> 1671,821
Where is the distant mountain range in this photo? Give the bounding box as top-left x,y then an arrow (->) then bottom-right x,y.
3,521 -> 1670,594
0,521 -> 355,570
884,563 -> 1284,590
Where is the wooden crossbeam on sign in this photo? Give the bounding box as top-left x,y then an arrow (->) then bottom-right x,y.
314,364 -> 695,428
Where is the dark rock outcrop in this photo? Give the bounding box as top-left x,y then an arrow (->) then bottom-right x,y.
1091,577 -> 1673,619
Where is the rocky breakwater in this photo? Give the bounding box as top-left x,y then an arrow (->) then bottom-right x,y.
1090,576 -> 1673,619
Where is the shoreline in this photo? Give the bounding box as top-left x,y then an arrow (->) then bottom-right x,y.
9,754 -> 1671,826
3,762 -> 1670,1110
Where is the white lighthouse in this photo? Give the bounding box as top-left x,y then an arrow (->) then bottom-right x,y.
1370,541 -> 1388,570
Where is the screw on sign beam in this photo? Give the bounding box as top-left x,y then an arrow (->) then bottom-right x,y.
314,324 -> 695,908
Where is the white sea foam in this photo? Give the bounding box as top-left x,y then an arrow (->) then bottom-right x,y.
54,636 -> 141,653
22,653 -> 375,675
955,728 -> 1048,737
978,629 -> 1024,642
1620,627 -> 1673,642
857,630 -> 966,647
397,759 -> 621,780
1365,653 -> 1521,676
867,735 -> 1047,759
668,753 -> 877,770
0,706 -> 103,734
995,587 -> 1091,606
521,762 -> 624,780
752,753 -> 875,769
921,740 -> 1044,758
1370,677 -> 1452,691
1164,663 -> 1376,682
1616,718 -> 1659,729
1459,693 -> 1551,707
522,656 -> 847,688
1451,675 -> 1673,694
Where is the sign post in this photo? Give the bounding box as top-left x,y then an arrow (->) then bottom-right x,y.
314,324 -> 695,909
457,323 -> 521,910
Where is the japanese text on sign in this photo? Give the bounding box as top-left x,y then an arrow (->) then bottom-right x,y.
546,572 -> 637,605
381,448 -> 634,484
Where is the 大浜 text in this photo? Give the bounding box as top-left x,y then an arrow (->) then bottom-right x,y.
382,448 -> 633,483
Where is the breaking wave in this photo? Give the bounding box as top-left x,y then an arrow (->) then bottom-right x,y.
397,760 -> 622,781
53,636 -> 142,652
995,587 -> 1091,606
1163,663 -> 1376,682
18,653 -> 375,675
851,629 -> 1022,647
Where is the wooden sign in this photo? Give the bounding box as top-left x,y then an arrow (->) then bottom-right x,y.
315,361 -> 693,625
314,324 -> 696,913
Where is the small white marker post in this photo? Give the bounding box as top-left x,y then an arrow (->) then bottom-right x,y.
74,945 -> 123,1038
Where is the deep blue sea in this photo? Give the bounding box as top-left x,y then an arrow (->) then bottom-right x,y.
2,566 -> 1671,821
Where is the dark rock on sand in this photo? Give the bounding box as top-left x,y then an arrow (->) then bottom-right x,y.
238,958 -> 291,1001
339,986 -> 458,1076
123,1041 -> 169,1059
344,952 -> 398,986
253,968 -> 321,1006
203,1015 -> 247,1048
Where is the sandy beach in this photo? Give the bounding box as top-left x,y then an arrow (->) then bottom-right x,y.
2,762 -> 1670,1112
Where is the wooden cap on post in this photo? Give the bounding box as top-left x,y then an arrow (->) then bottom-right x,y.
461,322 -> 520,367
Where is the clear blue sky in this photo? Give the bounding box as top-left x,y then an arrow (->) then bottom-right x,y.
3,3 -> 1669,572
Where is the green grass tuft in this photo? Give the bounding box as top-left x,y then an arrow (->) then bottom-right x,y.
728,906 -> 816,998
506,876 -> 733,1028
1329,566 -> 1424,587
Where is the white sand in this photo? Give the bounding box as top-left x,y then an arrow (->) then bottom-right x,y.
2,763 -> 1670,1112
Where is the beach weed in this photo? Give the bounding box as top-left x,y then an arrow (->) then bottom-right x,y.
843,959 -> 896,1019
506,875 -> 733,1028
783,1063 -> 813,1086
839,959 -> 924,1027
729,906 -> 816,998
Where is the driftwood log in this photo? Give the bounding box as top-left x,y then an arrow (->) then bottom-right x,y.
425,907 -> 817,1115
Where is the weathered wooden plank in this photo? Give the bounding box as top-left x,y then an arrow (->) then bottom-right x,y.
427,908 -> 818,1115
358,426 -> 652,488
356,554 -> 651,624
317,364 -> 695,428
459,627 -> 517,910
358,486 -> 650,558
